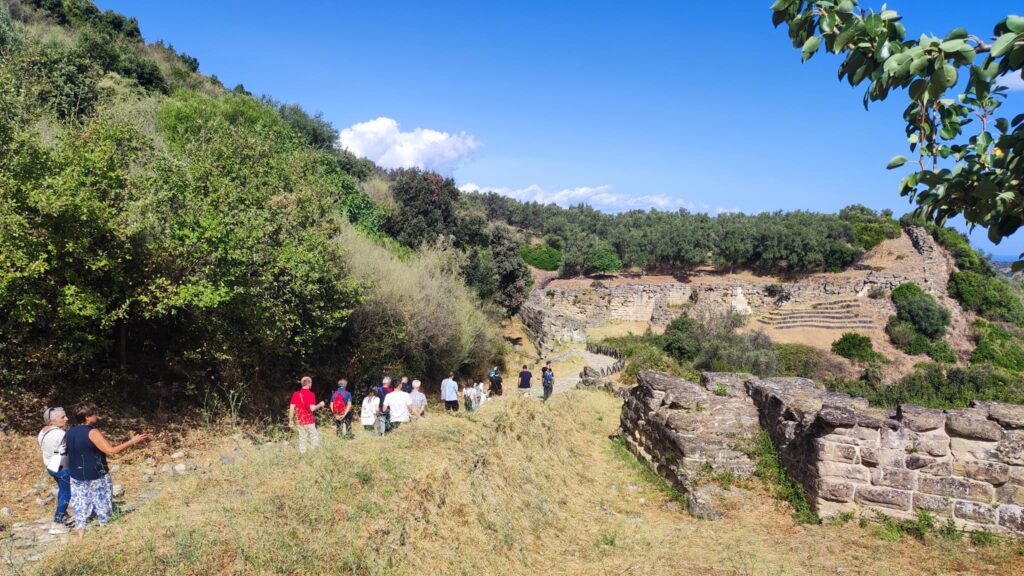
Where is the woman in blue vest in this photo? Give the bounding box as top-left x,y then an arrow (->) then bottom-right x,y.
65,403 -> 148,537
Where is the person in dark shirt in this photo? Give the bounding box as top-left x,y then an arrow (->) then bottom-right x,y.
488,368 -> 503,397
518,364 -> 532,392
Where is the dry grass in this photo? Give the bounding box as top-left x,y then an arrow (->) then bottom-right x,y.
28,391 -> 1024,576
587,320 -> 657,340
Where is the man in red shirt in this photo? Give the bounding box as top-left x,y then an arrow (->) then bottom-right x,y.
288,376 -> 324,453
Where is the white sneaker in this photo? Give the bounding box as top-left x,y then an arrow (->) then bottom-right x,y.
48,522 -> 69,535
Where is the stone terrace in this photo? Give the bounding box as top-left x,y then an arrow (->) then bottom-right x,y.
621,370 -> 1024,534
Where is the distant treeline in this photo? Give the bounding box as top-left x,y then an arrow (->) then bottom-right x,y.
465,193 -> 902,275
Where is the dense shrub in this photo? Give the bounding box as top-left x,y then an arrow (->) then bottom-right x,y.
891,283 -> 950,339
831,332 -> 881,362
520,243 -> 562,271
662,315 -> 700,361
600,333 -> 689,385
840,205 -> 901,251
948,271 -> 1024,324
765,283 -> 792,303
774,343 -> 846,380
927,341 -> 957,363
971,320 -> 1024,374
829,363 -> 1024,409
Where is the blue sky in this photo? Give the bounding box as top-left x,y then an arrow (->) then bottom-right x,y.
97,1 -> 1024,258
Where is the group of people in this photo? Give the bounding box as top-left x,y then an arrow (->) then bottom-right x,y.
33,363 -> 558,534
287,362 -> 558,453
36,404 -> 149,536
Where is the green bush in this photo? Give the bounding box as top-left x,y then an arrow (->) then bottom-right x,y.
891,283 -> 950,339
948,271 -> 1024,324
662,315 -> 700,361
971,320 -> 1024,374
774,343 -> 844,380
927,340 -> 957,363
831,332 -> 880,362
828,363 -> 1024,409
520,243 -> 562,271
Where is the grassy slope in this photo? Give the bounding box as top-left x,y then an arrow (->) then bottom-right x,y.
36,391 -> 1024,576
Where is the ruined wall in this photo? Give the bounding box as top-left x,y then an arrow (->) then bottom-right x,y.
621,370 -> 1024,534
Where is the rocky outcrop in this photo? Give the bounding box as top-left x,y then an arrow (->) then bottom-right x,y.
620,370 -> 1024,535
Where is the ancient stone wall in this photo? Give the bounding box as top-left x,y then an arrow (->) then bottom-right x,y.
621,370 -> 1024,534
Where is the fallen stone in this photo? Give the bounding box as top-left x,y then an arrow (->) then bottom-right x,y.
171,451 -> 185,460
160,464 -> 174,475
34,496 -> 53,507
111,484 -> 124,498
173,463 -> 187,475
141,474 -> 154,484
144,456 -> 157,466
0,507 -> 9,518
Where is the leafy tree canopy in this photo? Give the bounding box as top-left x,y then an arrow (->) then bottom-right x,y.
772,1 -> 1024,264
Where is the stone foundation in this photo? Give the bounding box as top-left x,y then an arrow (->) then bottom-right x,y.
620,370 -> 1024,535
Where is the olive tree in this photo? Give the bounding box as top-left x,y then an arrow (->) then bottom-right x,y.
772,1 -> 1023,263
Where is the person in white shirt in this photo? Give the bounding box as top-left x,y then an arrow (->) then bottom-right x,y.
410,380 -> 428,418
382,387 -> 415,432
440,372 -> 459,412
464,383 -> 480,412
38,407 -> 71,534
474,380 -> 487,406
360,393 -> 380,434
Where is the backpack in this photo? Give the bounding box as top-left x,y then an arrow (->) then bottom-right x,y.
331,389 -> 351,414
543,370 -> 554,384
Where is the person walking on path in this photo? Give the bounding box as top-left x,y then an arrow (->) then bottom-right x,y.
288,376 -> 325,453
410,380 -> 428,418
542,363 -> 555,401
382,385 -> 415,433
65,403 -> 148,537
399,376 -> 413,393
441,372 -> 459,412
518,364 -> 533,395
360,392 -> 380,434
330,379 -> 353,437
487,367 -> 503,397
38,407 -> 71,535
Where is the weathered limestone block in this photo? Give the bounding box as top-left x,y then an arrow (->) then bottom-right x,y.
914,493 -> 953,514
996,431 -> 1024,466
818,461 -> 871,483
918,476 -> 995,503
855,486 -> 912,510
699,372 -> 748,399
850,426 -> 881,445
899,404 -> 945,432
946,408 -> 1003,441
974,401 -> 1024,429
1011,466 -> 1024,486
997,484 -> 1024,506
950,437 -> 999,461
915,431 -> 950,457
954,501 -> 998,524
817,478 -> 855,503
871,467 -> 916,490
815,439 -> 860,464
1000,505 -> 1024,532
953,460 -> 1010,486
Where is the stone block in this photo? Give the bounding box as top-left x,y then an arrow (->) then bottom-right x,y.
817,461 -> 871,483
953,460 -> 1010,486
974,400 -> 1024,429
814,439 -> 859,464
946,410 -> 1003,441
860,447 -> 880,467
851,427 -> 880,445
997,484 -> 1024,506
918,476 -> 995,503
904,453 -> 937,470
871,467 -> 916,490
1011,466 -> 1024,486
998,504 -> 1024,532
949,437 -> 999,461
913,493 -> 953,514
820,406 -> 858,427
880,427 -> 910,450
916,433 -> 950,457
855,486 -> 912,511
898,404 -> 945,432
817,478 -> 855,503
954,500 -> 997,524
996,431 -> 1024,466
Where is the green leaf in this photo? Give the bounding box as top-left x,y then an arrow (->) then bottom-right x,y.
996,118 -> 1010,133
944,28 -> 969,41
939,39 -> 965,52
992,33 -> 1019,57
887,155 -> 908,169
1007,15 -> 1024,33
802,36 -> 822,61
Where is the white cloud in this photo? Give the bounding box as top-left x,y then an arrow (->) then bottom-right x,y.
998,72 -> 1024,91
338,117 -> 480,173
459,182 -> 705,212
